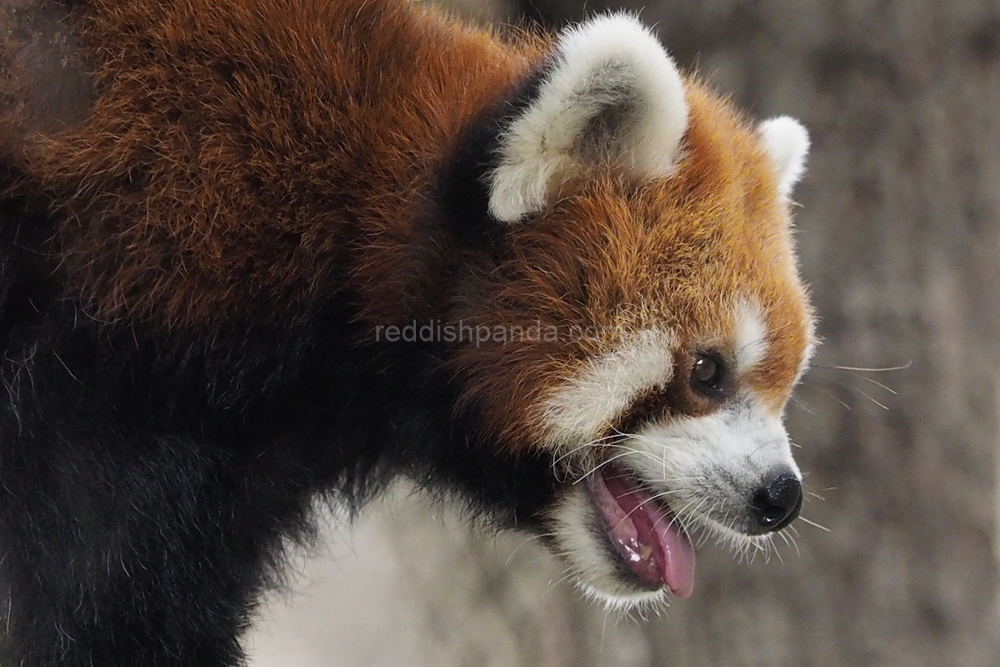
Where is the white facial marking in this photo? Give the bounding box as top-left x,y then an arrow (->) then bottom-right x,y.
488,13 -> 689,223
542,328 -> 675,446
758,116 -> 810,198
733,298 -> 769,373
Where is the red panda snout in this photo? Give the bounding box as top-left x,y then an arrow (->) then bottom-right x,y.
547,397 -> 804,606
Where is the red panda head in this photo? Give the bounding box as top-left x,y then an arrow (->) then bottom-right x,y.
444,14 -> 815,608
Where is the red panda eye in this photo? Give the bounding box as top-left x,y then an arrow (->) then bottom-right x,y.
690,353 -> 727,398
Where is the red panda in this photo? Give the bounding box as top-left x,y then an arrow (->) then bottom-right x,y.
0,0 -> 815,664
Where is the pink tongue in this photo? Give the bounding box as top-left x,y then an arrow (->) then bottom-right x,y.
589,468 -> 696,598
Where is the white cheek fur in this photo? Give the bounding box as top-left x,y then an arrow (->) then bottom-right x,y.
541,328 -> 676,446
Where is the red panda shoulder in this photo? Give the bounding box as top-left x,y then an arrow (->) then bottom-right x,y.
10,0 -> 545,330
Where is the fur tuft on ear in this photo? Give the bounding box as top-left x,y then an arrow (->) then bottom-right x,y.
758,116 -> 810,198
487,14 -> 688,223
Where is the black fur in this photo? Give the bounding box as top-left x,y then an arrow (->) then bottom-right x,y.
0,169 -> 559,665
439,65 -> 549,247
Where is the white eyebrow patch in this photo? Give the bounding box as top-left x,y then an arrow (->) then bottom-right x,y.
733,299 -> 769,373
542,328 -> 676,446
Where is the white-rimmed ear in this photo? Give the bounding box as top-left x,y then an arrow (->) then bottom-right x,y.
758,116 -> 810,198
487,14 -> 689,223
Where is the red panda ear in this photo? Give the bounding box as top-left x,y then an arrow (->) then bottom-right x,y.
487,14 -> 689,223
758,116 -> 810,198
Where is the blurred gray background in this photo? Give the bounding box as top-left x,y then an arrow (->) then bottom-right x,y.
245,0 -> 1000,665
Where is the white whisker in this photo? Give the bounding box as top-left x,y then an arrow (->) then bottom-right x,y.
815,362 -> 912,373
797,516 -> 831,532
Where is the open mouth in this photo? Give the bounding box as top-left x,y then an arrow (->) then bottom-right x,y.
586,464 -> 696,598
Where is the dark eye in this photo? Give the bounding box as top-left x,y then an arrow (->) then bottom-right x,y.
690,353 -> 727,397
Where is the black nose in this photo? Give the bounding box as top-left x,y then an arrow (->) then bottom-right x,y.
748,472 -> 802,533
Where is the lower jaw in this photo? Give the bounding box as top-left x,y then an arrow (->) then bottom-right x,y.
575,577 -> 670,610
585,465 -> 696,598
589,479 -> 665,591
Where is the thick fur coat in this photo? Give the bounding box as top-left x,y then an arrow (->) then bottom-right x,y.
0,1 -> 814,665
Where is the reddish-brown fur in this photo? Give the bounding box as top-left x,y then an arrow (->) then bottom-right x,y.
5,0 -> 542,328
3,0 -> 810,453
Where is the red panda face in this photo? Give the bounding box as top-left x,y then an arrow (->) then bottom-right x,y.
447,14 -> 815,608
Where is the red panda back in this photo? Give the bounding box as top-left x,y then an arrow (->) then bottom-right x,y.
5,0 -> 543,329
